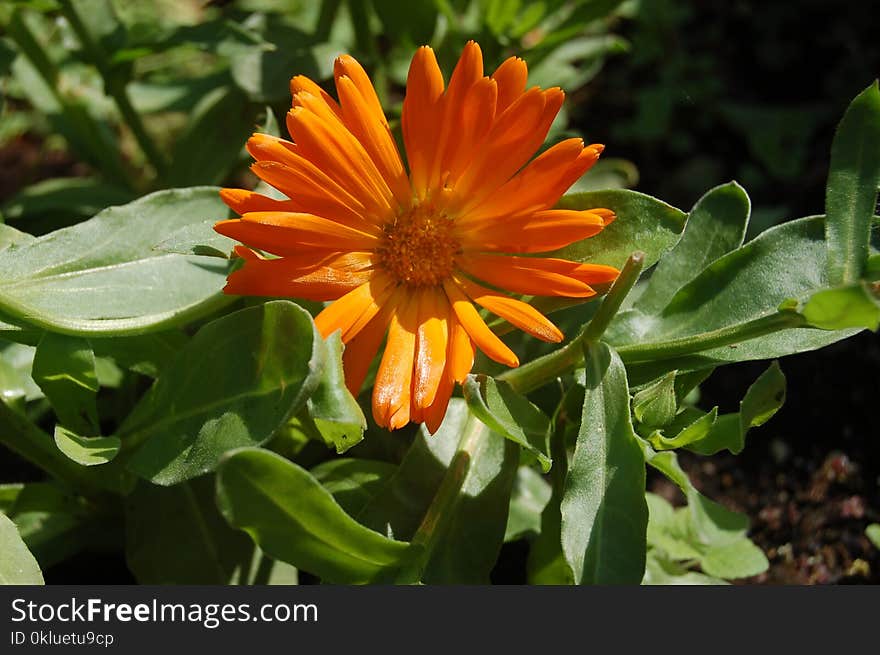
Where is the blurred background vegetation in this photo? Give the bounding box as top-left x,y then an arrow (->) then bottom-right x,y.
3,0 -> 877,236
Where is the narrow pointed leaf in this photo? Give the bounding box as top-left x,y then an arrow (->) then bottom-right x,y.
560,343 -> 647,584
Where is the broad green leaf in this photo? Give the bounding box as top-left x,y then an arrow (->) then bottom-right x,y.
645,493 -> 766,580
0,177 -> 133,224
825,82 -> 880,284
0,187 -> 234,336
635,182 -> 750,314
7,481 -> 91,569
54,425 -> 120,466
0,511 -> 44,584
699,538 -> 769,579
123,301 -> 323,485
505,465 -> 552,542
687,362 -> 786,455
90,331 -> 188,378
125,477 -> 261,584
632,371 -> 677,428
560,343 -> 647,584
552,190 -> 687,269
216,448 -> 414,584
166,87 -> 258,186
801,283 -> 880,331
31,332 -> 99,434
639,439 -> 752,547
310,458 -> 397,517
421,421 -> 518,584
357,402 -> 462,540
642,551 -> 726,585
293,332 -> 366,454
153,220 -> 235,259
463,374 -> 552,472
611,216 -> 862,380
867,524 -> 880,549
0,224 -> 36,251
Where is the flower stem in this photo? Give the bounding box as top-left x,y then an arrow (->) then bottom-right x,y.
615,310 -> 807,363
407,415 -> 486,572
58,0 -> 168,180
500,252 -> 645,394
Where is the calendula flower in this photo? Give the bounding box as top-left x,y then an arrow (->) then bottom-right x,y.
215,41 -> 618,433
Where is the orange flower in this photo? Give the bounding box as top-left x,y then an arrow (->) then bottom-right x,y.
215,41 -> 618,433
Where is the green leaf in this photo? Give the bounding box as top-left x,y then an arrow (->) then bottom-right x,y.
125,476 -> 262,584
632,371 -> 677,428
0,187 -> 234,336
867,524 -> 880,549
560,343 -> 647,584
294,332 -> 366,454
53,425 -> 119,466
0,177 -> 133,224
611,216 -> 862,378
153,220 -> 235,259
463,374 -> 552,472
505,465 -> 552,542
642,551 -> 726,585
166,87 -> 258,186
647,407 -> 718,451
552,190 -> 687,269
801,283 -> 880,331
357,402 -> 462,540
420,422 -> 518,584
216,448 -> 414,584
635,182 -> 750,314
0,341 -> 41,402
825,82 -> 880,284
122,301 -> 323,486
687,362 -> 786,455
567,158 -> 639,193
699,538 -> 769,579
0,511 -> 44,584
310,458 -> 397,517
90,331 -> 188,378
0,223 -> 37,251
31,332 -> 99,434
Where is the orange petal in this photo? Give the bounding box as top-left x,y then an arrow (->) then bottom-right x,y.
457,208 -> 609,254
314,272 -> 395,342
249,157 -> 377,233
447,310 -> 475,383
441,279 -> 518,367
222,250 -> 370,301
451,87 -> 564,208
342,286 -> 402,395
427,41 -> 484,191
453,274 -> 563,343
215,213 -> 378,255
289,75 -> 342,117
372,293 -> 417,429
456,253 -> 600,298
412,288 -> 449,411
402,46 -> 445,200
458,140 -> 602,222
423,369 -> 454,435
491,56 -> 528,114
445,77 -> 498,183
334,55 -> 387,128
287,99 -> 395,219
336,75 -> 411,209
219,188 -> 300,215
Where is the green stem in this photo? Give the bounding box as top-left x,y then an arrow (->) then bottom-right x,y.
0,400 -> 99,492
409,415 -> 486,561
500,252 -> 645,394
583,251 -> 645,342
58,0 -> 168,180
616,311 -> 807,363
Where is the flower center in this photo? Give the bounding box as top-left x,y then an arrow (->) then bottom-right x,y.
377,204 -> 460,287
